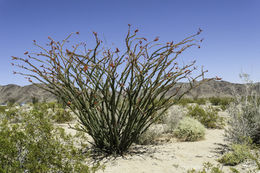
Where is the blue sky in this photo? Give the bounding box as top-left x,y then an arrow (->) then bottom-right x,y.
0,0 -> 260,85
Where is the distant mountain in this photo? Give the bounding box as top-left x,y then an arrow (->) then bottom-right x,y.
0,80 -> 260,104
171,80 -> 260,98
0,84 -> 56,104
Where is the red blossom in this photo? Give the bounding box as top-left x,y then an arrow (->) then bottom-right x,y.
84,65 -> 88,72
115,48 -> 120,53
135,29 -> 139,33
76,31 -> 80,35
24,51 -> 28,55
154,37 -> 159,41
109,63 -> 115,68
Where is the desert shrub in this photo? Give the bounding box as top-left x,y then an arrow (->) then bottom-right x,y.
187,162 -> 224,173
53,108 -> 74,123
0,106 -> 6,114
0,108 -> 101,172
174,117 -> 205,141
248,150 -> 260,171
3,106 -> 21,122
225,74 -> 260,145
13,26 -> 214,155
135,127 -> 162,145
218,144 -> 250,166
194,98 -> 207,105
187,105 -> 225,129
32,102 -> 73,123
209,97 -> 233,110
163,106 -> 184,133
176,98 -> 194,106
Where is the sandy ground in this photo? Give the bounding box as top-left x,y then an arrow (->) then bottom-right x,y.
96,129 -> 227,173
59,123 -> 230,173
57,108 -> 256,173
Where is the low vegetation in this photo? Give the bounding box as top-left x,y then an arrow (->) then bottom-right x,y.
187,105 -> 225,129
225,75 -> 260,145
0,106 -> 101,172
187,162 -> 224,173
174,117 -> 206,142
209,97 -> 233,110
218,144 -> 251,166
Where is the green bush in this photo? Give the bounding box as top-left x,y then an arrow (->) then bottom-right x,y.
187,105 -> 225,129
33,102 -> 73,123
0,106 -> 6,114
174,117 -> 205,141
176,98 -> 194,106
209,97 -> 233,110
53,108 -> 74,123
0,108 -> 101,172
4,107 -> 20,122
194,98 -> 207,105
218,144 -> 250,166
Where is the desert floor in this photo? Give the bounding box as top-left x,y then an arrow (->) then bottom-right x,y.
58,109 -> 253,173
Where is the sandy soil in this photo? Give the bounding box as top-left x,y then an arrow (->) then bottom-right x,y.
95,129 -> 226,173
57,108 -> 255,173
59,123 -> 230,173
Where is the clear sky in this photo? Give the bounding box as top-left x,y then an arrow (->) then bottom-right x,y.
0,0 -> 260,86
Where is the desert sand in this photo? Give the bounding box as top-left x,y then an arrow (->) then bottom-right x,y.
57,108 -> 254,173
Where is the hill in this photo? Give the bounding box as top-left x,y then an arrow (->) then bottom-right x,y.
1,80 -> 260,104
